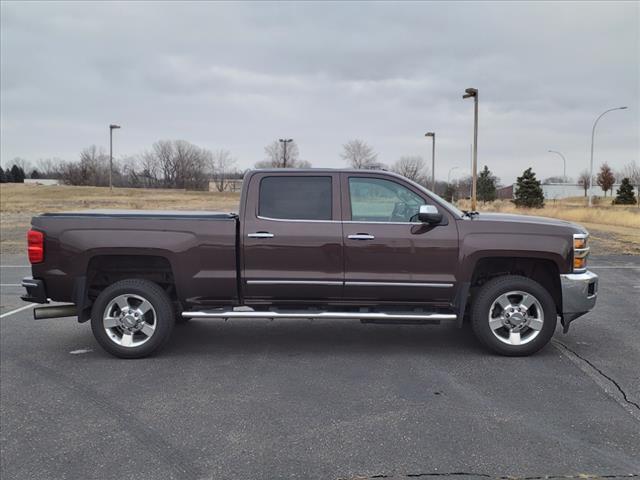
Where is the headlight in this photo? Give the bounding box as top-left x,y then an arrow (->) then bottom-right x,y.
573,233 -> 589,272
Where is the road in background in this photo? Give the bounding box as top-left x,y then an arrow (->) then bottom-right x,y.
1,255 -> 639,480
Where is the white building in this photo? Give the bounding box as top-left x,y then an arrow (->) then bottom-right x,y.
23,179 -> 60,186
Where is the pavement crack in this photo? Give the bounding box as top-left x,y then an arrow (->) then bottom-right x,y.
553,340 -> 640,415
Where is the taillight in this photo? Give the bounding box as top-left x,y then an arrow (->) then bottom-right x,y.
27,230 -> 44,264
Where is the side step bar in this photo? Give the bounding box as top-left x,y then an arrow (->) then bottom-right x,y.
182,309 -> 457,323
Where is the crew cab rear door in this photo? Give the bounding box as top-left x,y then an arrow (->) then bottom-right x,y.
340,172 -> 458,304
241,172 -> 343,302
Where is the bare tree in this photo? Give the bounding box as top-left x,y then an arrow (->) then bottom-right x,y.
60,145 -> 111,186
577,170 -> 592,197
456,175 -> 473,199
35,158 -> 63,178
256,140 -> 310,168
138,140 -> 210,190
391,156 -> 429,185
597,162 -> 615,197
208,149 -> 237,192
173,140 -> 209,190
140,150 -> 161,187
341,139 -> 380,169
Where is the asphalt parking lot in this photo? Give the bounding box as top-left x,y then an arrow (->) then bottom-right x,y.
1,254 -> 639,480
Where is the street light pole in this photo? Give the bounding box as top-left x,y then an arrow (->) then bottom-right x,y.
109,124 -> 121,191
424,132 -> 435,191
547,150 -> 567,182
463,88 -> 478,210
279,138 -> 293,168
588,106 -> 627,207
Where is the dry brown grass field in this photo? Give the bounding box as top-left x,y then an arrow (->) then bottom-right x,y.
457,197 -> 640,255
1,184 -> 638,256
0,184 -> 240,254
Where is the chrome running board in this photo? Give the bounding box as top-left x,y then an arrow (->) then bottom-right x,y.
182,308 -> 457,323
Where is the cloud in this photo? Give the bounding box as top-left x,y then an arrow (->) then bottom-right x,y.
1,1 -> 638,183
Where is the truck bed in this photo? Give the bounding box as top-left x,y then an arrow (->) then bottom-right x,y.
31,210 -> 240,307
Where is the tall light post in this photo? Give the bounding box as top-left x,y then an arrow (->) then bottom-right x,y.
279,138 -> 293,168
547,150 -> 567,182
109,124 -> 121,191
463,88 -> 478,210
588,106 -> 627,207
424,132 -> 435,191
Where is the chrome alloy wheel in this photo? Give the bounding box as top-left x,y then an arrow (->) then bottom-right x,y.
488,290 -> 544,346
103,294 -> 156,347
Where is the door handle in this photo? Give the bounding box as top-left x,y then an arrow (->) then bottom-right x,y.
347,233 -> 375,240
247,232 -> 275,238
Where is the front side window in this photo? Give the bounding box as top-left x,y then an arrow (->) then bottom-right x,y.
349,177 -> 424,222
259,176 -> 332,220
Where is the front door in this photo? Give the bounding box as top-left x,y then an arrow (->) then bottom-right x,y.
341,173 -> 459,305
242,172 -> 343,302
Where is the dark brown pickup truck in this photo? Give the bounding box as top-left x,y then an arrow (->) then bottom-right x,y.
22,169 -> 598,358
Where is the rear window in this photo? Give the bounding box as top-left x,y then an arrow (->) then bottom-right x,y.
259,176 -> 332,220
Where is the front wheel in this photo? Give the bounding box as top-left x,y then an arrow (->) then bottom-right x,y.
90,279 -> 175,359
471,275 -> 557,356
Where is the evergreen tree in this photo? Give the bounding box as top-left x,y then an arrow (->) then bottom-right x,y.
10,164 -> 26,183
5,168 -> 14,182
514,167 -> 544,208
477,165 -> 497,203
30,169 -> 41,179
0,168 -> 6,183
613,178 -> 637,205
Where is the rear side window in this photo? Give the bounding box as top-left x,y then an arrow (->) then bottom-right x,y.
259,176 -> 332,220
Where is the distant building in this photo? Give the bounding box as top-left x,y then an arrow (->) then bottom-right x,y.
496,184 -> 514,199
541,183 -> 619,200
500,182 -> 622,200
24,179 -> 60,186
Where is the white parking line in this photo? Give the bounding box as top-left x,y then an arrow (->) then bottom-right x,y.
0,303 -> 35,319
0,284 -> 21,287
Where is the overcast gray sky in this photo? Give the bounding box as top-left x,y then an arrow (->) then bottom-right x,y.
1,1 -> 638,183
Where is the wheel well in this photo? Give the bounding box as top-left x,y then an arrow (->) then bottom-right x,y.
87,255 -> 176,302
470,257 -> 562,314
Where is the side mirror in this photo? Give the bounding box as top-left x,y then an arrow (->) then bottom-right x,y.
418,205 -> 443,224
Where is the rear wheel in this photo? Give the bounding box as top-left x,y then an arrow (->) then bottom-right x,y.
90,279 -> 175,358
471,275 -> 557,356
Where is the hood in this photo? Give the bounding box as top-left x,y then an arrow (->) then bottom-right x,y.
471,212 -> 586,232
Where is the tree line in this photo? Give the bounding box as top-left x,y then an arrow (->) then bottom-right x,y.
2,138 -> 638,206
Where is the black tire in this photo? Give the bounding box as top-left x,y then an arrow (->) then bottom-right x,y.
90,279 -> 175,359
471,275 -> 557,356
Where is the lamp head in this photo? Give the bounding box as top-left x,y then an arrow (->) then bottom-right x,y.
463,87 -> 477,99
109,124 -> 121,129
425,132 -> 435,137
